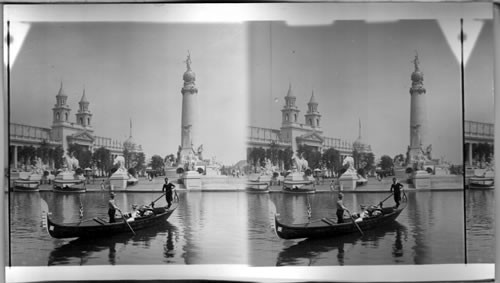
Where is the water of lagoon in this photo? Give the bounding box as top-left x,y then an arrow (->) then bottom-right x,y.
7,189 -> 493,266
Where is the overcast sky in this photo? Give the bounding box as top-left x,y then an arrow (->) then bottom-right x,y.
6,4 -> 493,166
9,22 -> 248,165
248,19 -> 492,165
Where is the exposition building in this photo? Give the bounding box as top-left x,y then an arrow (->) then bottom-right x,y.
247,83 -> 372,169
9,82 -> 143,170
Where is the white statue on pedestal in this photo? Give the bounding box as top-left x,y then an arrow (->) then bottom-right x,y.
342,156 -> 356,175
64,152 -> 80,172
113,155 -> 127,173
291,152 -> 309,173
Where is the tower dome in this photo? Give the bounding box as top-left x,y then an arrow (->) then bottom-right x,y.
183,52 -> 196,83
353,119 -> 371,153
123,136 -> 136,151
183,69 -> 196,82
411,69 -> 423,82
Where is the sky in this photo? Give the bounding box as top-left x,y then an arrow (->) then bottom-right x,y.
248,19 -> 493,165
9,22 -> 248,165
5,3 -> 493,166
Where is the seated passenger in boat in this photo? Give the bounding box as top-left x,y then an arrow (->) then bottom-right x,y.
138,205 -> 154,217
126,204 -> 139,222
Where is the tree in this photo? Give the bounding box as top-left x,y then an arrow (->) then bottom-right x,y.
53,145 -> 64,169
283,147 -> 293,170
150,155 -> 164,172
379,155 -> 394,171
92,147 -> 111,176
135,152 -> 146,172
322,147 -> 340,175
297,144 -> 321,169
67,143 -> 92,169
36,140 -> 52,165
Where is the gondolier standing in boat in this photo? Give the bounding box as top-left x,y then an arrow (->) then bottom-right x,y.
390,177 -> 404,208
336,193 -> 348,223
108,192 -> 121,223
162,177 -> 178,209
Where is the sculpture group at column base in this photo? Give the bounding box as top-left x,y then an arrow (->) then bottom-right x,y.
338,173 -> 358,191
182,171 -> 202,190
410,170 -> 431,189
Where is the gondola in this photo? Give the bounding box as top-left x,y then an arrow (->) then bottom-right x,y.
274,203 -> 406,240
41,199 -> 178,239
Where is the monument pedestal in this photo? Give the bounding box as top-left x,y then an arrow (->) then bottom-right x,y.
109,171 -> 129,190
410,170 -> 431,189
283,172 -> 315,192
394,167 -> 407,182
56,171 -> 76,180
165,167 -> 179,180
182,171 -> 202,190
339,173 -> 358,191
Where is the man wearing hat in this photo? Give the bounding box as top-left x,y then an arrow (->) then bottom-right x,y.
108,192 -> 120,223
336,193 -> 348,224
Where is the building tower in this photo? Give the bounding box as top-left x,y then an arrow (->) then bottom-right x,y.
52,81 -> 71,125
304,90 -> 321,129
281,83 -> 300,125
280,83 -> 301,151
407,52 -> 431,164
75,88 -> 93,130
178,52 -> 199,165
51,82 -> 72,149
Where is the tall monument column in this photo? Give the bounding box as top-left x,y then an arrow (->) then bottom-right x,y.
178,53 -> 199,165
407,53 -> 432,166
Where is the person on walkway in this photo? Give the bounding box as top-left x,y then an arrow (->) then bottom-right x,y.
162,177 -> 177,209
108,192 -> 120,223
336,193 -> 348,224
390,177 -> 404,208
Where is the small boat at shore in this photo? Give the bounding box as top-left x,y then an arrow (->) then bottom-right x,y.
246,181 -> 269,193
53,180 -> 87,193
13,179 -> 40,192
468,177 -> 494,189
275,203 -> 406,240
41,199 -> 178,239
467,168 -> 494,189
282,180 -> 315,194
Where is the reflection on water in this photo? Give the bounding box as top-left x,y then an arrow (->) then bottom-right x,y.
466,189 -> 495,263
9,188 -> 491,266
248,191 -> 465,266
10,190 -> 247,266
48,221 -> 176,265
276,221 -> 407,266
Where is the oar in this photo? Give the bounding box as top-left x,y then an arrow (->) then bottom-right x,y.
151,192 -> 167,206
346,210 -> 364,236
118,209 -> 136,235
379,193 -> 394,206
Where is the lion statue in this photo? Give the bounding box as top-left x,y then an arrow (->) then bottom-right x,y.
342,156 -> 356,175
113,155 -> 126,172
